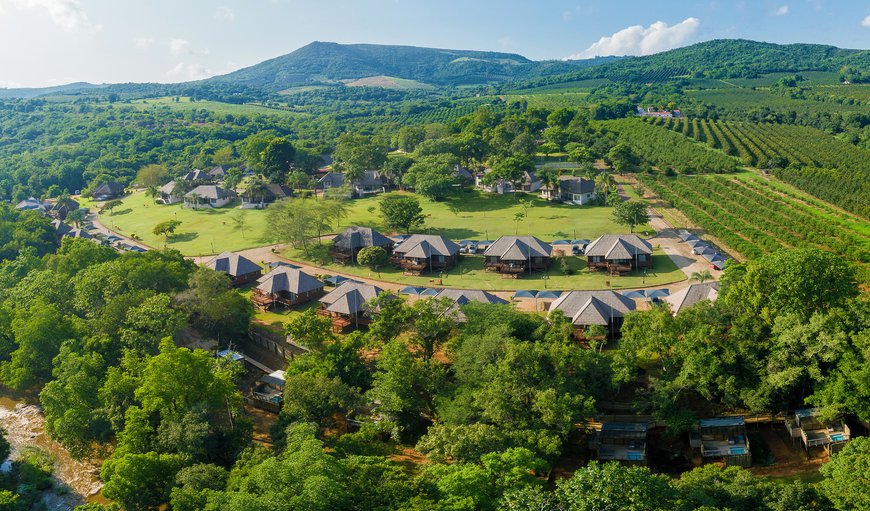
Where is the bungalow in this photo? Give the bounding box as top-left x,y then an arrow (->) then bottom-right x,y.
476,169 -> 541,194
663,282 -> 720,315
182,169 -> 213,184
184,185 -> 236,209
331,226 -> 394,264
432,288 -> 508,322
548,290 -> 636,337
584,234 -> 653,275
15,197 -> 47,213
206,251 -> 263,286
391,234 -> 461,274
690,417 -> 751,467
46,198 -> 80,220
592,422 -> 649,465
317,171 -> 392,198
156,181 -> 183,205
483,236 -> 552,276
318,281 -> 386,332
241,183 -> 293,209
541,176 -> 596,205
251,266 -> 325,310
91,181 -> 125,201
208,165 -> 228,180
785,408 -> 851,455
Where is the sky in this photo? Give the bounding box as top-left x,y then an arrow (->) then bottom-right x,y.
1,0 -> 869,88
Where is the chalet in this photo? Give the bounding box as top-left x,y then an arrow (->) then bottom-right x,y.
540,176 -> 596,205
15,197 -> 47,213
208,165 -> 228,180
482,236 -> 552,276
548,290 -> 636,337
391,234 -> 461,274
663,282 -> 719,315
91,181 -> 125,201
331,226 -> 394,264
251,266 -> 325,310
156,181 -> 183,205
432,288 -> 508,321
584,234 -> 653,275
317,171 -> 392,198
690,417 -> 751,467
785,408 -> 851,455
592,422 -> 649,465
318,281 -> 386,332
206,251 -> 263,286
184,185 -> 236,209
476,169 -> 541,194
182,169 -> 212,184
241,183 -> 293,209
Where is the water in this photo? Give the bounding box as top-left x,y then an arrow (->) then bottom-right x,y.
0,396 -> 103,510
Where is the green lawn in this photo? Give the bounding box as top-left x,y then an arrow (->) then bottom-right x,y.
94,189 -> 649,257
282,250 -> 685,291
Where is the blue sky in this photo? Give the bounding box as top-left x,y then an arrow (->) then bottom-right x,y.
1,0 -> 869,87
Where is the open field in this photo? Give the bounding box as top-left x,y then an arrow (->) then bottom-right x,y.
282,249 -> 683,292
93,189 -> 649,256
128,96 -> 303,117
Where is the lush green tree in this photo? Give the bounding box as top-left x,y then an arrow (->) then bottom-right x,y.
0,302 -> 76,390
484,156 -> 533,192
612,200 -> 649,233
280,368 -> 362,429
135,164 -> 167,188
260,137 -> 296,183
382,155 -> 414,188
357,246 -> 389,271
152,219 -> 181,242
284,308 -> 336,352
101,451 -> 186,511
397,126 -> 426,153
556,462 -> 677,511
402,155 -> 458,200
175,268 -> 253,341
169,463 -> 228,511
380,194 -> 425,233
333,133 -> 388,181
820,437 -> 870,511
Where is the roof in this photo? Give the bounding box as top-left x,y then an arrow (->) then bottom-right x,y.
256,266 -> 324,295
601,422 -> 648,433
549,290 -> 636,326
394,235 -> 460,258
261,370 -> 286,388
65,228 -> 93,239
318,172 -> 344,187
558,176 -> 595,194
93,181 -> 124,196
433,288 -> 508,306
454,165 -> 474,180
208,165 -> 227,178
333,226 -> 393,251
185,185 -> 234,200
265,183 -> 293,199
699,417 -> 745,428
16,197 -> 46,210
320,281 -> 385,316
584,234 -> 652,258
158,181 -> 178,194
51,219 -> 72,236
206,251 -> 262,277
183,169 -> 211,182
483,236 -> 552,260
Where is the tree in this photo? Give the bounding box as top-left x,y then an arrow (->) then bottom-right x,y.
135,164 -> 167,188
595,172 -> 617,200
260,137 -> 296,183
397,126 -> 426,153
555,462 -> 676,511
0,302 -> 76,390
102,199 -> 124,215
402,154 -> 458,200
612,200 -> 649,233
690,270 -> 713,283
152,219 -> 181,243
101,451 -> 186,511
333,133 -> 388,181
820,437 -> 870,511
485,156 -> 533,193
280,369 -> 362,429
539,142 -> 559,157
175,268 -> 253,341
284,308 -> 335,352
380,195 -> 425,233
357,246 -> 388,271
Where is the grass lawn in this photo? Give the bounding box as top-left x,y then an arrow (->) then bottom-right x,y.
282,249 -> 685,291
94,189 -> 649,256
238,286 -> 321,329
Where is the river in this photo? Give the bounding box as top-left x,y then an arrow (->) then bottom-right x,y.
0,396 -> 103,510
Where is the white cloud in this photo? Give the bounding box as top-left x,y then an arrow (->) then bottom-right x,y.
773,5 -> 789,16
565,17 -> 701,59
169,38 -> 209,56
133,36 -> 154,50
5,0 -> 99,31
215,6 -> 235,22
862,14 -> 870,27
166,62 -> 213,81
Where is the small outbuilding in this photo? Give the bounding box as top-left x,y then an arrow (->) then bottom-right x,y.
91,181 -> 125,201
331,226 -> 394,264
592,422 -> 649,465
206,251 -> 263,286
785,408 -> 851,455
662,282 -> 720,315
690,417 -> 751,467
184,185 -> 236,209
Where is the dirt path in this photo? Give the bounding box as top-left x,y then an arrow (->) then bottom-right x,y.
647,209 -> 721,281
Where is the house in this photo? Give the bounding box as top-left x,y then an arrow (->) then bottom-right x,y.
208,166 -> 228,180
182,169 -> 212,184
663,282 -> 720,315
541,176 -> 596,205
184,185 -> 236,209
483,236 -> 552,276
785,408 -> 851,455
156,181 -> 183,205
331,226 -> 394,264
690,417 -> 751,467
206,251 -> 263,286
46,198 -> 80,220
15,197 -> 47,213
548,290 -> 636,337
592,422 -> 649,465
91,181 -> 125,201
431,288 -> 508,321
454,165 -> 474,184
584,234 -> 653,275
318,281 -> 386,332
476,169 -> 542,194
391,234 -> 461,274
240,183 -> 293,209
637,106 -> 682,118
251,266 -> 325,310
317,171 -> 392,198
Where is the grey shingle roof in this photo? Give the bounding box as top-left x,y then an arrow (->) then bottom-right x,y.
183,169 -> 211,182
483,236 -> 552,260
333,226 -> 393,251
256,266 -> 324,295
185,185 -> 234,200
207,251 -> 262,277
394,235 -> 460,258
558,176 -> 595,194
584,235 -> 652,258
93,181 -> 124,196
549,290 -> 636,326
320,281 -> 384,315
433,288 -> 508,306
663,282 -> 720,314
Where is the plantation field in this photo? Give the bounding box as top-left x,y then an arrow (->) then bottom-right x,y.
96,189 -> 647,256
128,96 -> 302,117
687,88 -> 870,115
641,173 -> 870,268
500,92 -> 591,109
283,249 -> 683,292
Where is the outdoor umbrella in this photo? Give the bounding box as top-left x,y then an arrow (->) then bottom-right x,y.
536,290 -> 562,299
419,288 -> 440,297
621,290 -> 647,299
551,240 -> 571,245
400,286 -> 426,295
647,289 -> 670,299
513,290 -> 539,299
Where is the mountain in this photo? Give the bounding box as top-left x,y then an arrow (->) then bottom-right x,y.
205,41 -> 612,89
0,82 -> 106,99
